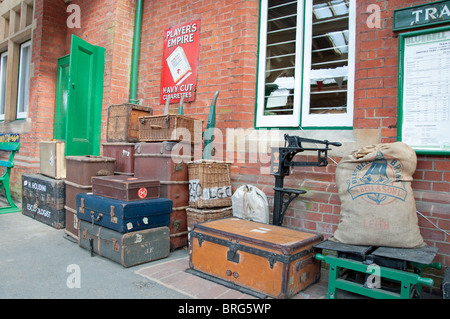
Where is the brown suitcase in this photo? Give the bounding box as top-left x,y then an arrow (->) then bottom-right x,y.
169,206 -> 188,250
134,141 -> 193,181
64,180 -> 92,210
102,142 -> 136,175
160,181 -> 189,207
92,175 -> 160,201
64,180 -> 91,241
64,205 -> 78,240
189,218 -> 323,299
65,156 -> 115,186
107,103 -> 153,142
159,181 -> 189,250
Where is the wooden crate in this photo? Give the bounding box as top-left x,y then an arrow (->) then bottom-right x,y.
107,103 -> 153,142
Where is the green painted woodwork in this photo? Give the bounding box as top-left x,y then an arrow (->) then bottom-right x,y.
65,35 -> 105,156
54,55 -> 70,140
315,253 -> 436,299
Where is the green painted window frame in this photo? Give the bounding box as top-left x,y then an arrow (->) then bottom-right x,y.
397,25 -> 450,155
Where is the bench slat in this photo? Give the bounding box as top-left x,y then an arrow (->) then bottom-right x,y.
0,160 -> 14,168
0,142 -> 20,152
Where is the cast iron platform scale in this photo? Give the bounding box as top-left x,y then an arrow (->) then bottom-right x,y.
270,134 -> 341,226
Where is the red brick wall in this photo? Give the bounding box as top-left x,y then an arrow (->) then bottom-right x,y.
11,0 -> 136,195
10,0 -> 68,196
138,0 -> 259,130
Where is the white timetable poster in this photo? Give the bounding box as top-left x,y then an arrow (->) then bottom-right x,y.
400,29 -> 450,154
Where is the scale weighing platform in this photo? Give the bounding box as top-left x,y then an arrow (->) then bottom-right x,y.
314,240 -> 442,299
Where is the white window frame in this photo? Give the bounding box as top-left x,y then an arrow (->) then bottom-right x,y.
256,0 -> 355,128
16,40 -> 31,119
0,51 -> 7,121
301,0 -> 355,127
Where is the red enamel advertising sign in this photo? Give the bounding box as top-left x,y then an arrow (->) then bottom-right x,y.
160,19 -> 200,104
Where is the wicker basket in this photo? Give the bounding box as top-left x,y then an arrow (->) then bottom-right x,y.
138,114 -> 200,143
188,160 -> 232,208
186,206 -> 233,230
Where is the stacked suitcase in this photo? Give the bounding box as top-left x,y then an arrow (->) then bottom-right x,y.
21,141 -> 67,229
64,155 -> 115,240
76,175 -> 172,267
103,103 -> 202,250
134,141 -> 195,250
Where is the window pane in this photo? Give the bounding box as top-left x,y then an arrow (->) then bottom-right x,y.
0,52 -> 7,120
309,0 -> 349,114
17,41 -> 31,118
264,0 -> 298,116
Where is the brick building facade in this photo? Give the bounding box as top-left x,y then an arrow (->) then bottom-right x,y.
1,0 -> 449,287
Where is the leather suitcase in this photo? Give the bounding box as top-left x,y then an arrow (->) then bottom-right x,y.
92,175 -> 160,201
64,180 -> 91,240
21,174 -> 65,229
64,206 -> 78,240
102,142 -> 136,175
65,156 -> 115,186
65,180 -> 92,210
107,103 -> 153,142
76,193 -> 172,233
134,141 -> 193,181
78,220 -> 169,267
169,206 -> 188,250
160,181 -> 189,208
159,181 -> 189,250
189,218 -> 323,299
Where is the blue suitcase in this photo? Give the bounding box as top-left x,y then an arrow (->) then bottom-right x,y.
76,193 -> 172,233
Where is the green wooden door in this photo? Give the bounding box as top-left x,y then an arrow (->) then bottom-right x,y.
54,55 -> 70,140
65,35 -> 105,156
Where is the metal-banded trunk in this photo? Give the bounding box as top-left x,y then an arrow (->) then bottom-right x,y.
189,218 -> 323,299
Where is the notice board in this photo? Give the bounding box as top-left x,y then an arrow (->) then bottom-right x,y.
398,26 -> 450,155
160,19 -> 200,105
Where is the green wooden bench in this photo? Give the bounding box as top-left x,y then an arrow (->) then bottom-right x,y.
0,142 -> 20,214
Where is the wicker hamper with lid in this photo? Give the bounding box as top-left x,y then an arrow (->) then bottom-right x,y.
188,160 -> 232,208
